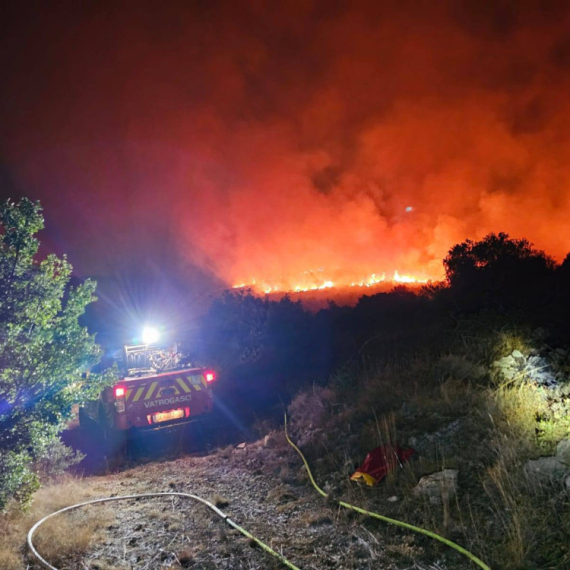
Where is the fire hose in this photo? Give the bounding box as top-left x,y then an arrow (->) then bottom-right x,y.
27,492 -> 302,570
284,414 -> 491,570
28,420 -> 492,570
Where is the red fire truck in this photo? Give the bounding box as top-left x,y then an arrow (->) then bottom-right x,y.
79,336 -> 216,437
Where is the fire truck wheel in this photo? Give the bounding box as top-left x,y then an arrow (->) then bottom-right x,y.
98,406 -> 127,460
78,406 -> 99,435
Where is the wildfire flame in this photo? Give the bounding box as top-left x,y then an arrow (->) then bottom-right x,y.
232,270 -> 430,295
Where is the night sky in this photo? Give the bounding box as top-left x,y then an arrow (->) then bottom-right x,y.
2,0 -> 570,294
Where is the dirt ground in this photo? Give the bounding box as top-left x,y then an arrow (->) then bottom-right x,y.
25,428 -> 470,570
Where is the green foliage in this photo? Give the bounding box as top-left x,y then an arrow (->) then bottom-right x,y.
0,198 -> 114,509
0,451 -> 40,508
33,438 -> 85,481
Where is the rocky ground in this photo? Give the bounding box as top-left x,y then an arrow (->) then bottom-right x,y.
27,434 -> 466,570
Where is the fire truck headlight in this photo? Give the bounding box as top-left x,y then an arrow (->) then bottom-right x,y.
142,326 -> 160,345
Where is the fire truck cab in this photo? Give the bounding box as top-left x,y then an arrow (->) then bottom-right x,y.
79,341 -> 216,436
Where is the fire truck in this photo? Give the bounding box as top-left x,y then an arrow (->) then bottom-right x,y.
79,328 -> 216,439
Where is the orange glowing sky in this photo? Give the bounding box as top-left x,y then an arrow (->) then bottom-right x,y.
1,1 -> 570,293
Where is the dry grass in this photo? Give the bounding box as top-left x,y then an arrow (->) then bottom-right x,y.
285,336 -> 570,569
0,475 -> 113,570
211,493 -> 230,508
483,456 -> 530,565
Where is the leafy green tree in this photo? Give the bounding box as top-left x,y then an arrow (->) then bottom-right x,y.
0,198 -> 114,509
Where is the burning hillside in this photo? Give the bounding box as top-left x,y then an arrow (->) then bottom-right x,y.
233,269 -> 431,295
231,269 -> 435,309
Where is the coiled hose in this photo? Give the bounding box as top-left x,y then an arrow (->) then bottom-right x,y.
27,492 -> 301,570
284,414 -> 492,570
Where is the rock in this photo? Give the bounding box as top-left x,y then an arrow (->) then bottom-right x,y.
532,371 -> 557,386
409,419 -> 464,455
492,356 -> 520,381
413,469 -> 458,505
511,350 -> 526,365
565,475 -> 570,491
525,354 -> 557,385
264,434 -> 277,448
527,355 -> 548,368
493,349 -> 561,386
524,456 -> 568,482
493,355 -> 516,369
236,442 -> 246,449
556,439 -> 570,465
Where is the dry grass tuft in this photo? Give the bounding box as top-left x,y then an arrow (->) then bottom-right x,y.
176,548 -> 194,568
299,510 -> 333,527
0,550 -> 22,570
0,475 -> 113,569
288,386 -> 335,431
212,493 -> 230,508
266,485 -> 297,504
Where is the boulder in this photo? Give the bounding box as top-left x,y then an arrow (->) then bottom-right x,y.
524,456 -> 568,482
528,355 -> 549,368
511,350 -> 526,366
407,419 -> 463,455
492,355 -> 519,381
413,469 -> 458,505
493,349 -> 560,386
526,355 -> 556,385
493,355 -> 516,370
523,440 -> 570,483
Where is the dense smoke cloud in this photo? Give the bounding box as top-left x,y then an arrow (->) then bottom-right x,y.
1,0 -> 570,290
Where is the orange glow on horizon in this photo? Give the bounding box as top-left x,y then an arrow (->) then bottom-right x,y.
232,269 -> 433,295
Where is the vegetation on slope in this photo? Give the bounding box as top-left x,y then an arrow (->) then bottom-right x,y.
0,198 -> 115,510
197,232 -> 570,569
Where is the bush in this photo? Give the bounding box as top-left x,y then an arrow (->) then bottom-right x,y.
0,451 -> 39,508
443,232 -> 556,313
0,198 -> 114,510
34,438 -> 85,482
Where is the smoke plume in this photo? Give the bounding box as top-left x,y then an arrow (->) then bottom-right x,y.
1,1 -> 570,291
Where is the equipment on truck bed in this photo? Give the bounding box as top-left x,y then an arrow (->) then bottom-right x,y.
123,343 -> 183,374
79,327 -> 216,439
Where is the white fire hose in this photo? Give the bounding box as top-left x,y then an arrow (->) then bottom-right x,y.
27,492 -> 301,570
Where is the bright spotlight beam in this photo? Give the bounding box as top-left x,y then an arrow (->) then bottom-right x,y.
142,326 -> 160,345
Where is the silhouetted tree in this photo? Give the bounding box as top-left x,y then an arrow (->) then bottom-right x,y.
559,252 -> 570,284
443,232 -> 556,312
